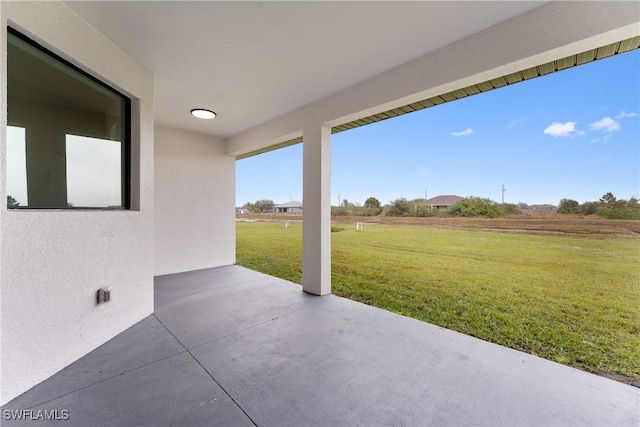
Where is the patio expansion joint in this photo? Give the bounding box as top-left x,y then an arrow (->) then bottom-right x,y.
10,300 -> 312,414
187,305 -> 309,352
14,348 -> 188,410
152,313 -> 259,427
155,278 -> 281,311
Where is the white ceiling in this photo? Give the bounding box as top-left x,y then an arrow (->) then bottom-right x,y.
64,1 -> 546,139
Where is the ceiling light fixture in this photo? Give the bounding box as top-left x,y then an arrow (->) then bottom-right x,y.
191,109 -> 216,119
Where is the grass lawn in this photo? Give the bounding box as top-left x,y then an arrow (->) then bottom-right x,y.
236,220 -> 640,384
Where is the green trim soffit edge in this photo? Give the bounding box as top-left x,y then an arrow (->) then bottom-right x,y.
237,36 -> 640,160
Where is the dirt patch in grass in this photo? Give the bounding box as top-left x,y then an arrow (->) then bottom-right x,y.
597,371 -> 640,388
239,212 -> 640,237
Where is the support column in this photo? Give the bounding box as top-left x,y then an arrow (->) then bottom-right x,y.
302,125 -> 331,295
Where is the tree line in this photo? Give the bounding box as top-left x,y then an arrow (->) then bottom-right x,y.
332,196 -> 519,218
333,193 -> 638,220
557,193 -> 639,220
239,192 -> 639,220
240,199 -> 275,213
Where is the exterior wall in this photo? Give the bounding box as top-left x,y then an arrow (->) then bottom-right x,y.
0,1 -> 154,405
154,126 -> 235,276
274,207 -> 303,213
529,205 -> 557,212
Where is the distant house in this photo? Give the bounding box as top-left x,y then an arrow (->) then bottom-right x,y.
273,201 -> 303,213
424,195 -> 464,209
529,204 -> 556,212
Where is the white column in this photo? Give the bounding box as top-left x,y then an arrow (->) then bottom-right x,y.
302,125 -> 331,295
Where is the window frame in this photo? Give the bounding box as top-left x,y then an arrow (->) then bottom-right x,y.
6,26 -> 131,210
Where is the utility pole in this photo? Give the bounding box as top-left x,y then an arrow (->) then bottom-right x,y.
501,184 -> 506,204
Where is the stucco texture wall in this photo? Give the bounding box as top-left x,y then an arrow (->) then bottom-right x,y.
154,126 -> 235,276
0,2 -> 154,405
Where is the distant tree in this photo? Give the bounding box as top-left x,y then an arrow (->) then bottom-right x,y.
331,205 -> 348,216
499,203 -> 520,215
448,197 -> 502,217
599,192 -> 617,204
404,198 -> 431,217
557,198 -> 580,214
555,194 -> 639,219
596,196 -> 640,220
580,201 -> 599,215
332,198 -> 355,216
364,197 -> 381,209
359,197 -> 382,216
7,195 -> 19,207
242,199 -> 274,213
242,201 -> 256,212
255,199 -> 274,212
388,198 -> 410,216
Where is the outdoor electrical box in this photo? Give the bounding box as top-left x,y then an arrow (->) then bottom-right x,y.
97,287 -> 112,304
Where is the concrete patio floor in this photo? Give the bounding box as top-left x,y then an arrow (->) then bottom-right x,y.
3,265 -> 638,426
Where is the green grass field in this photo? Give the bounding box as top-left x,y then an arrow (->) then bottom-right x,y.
236,221 -> 640,383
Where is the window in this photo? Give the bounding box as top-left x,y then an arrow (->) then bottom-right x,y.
6,27 -> 130,209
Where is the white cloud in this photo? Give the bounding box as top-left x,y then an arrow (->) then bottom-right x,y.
507,119 -> 523,128
591,134 -> 612,145
452,128 -> 473,136
615,111 -> 637,119
543,122 -> 578,137
589,117 -> 620,132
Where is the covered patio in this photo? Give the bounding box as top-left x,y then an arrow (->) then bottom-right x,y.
3,266 -> 636,426
1,1 -> 639,418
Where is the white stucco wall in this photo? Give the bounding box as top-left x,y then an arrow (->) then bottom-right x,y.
154,126 -> 235,276
0,2 -> 154,405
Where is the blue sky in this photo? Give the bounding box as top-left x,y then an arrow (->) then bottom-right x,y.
237,50 -> 639,207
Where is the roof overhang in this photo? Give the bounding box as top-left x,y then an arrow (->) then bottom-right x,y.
229,1 -> 640,159
62,1 -> 640,159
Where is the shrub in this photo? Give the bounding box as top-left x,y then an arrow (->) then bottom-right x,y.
558,199 -> 581,214
448,197 -> 503,217
331,206 -> 349,216
354,198 -> 382,216
361,206 -> 382,216
412,204 -> 434,217
364,197 -> 381,209
500,203 -> 520,215
557,193 -> 640,220
596,201 -> 640,220
387,198 -> 410,216
580,201 -> 599,215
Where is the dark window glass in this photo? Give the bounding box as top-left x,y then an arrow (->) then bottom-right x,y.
6,27 -> 130,209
